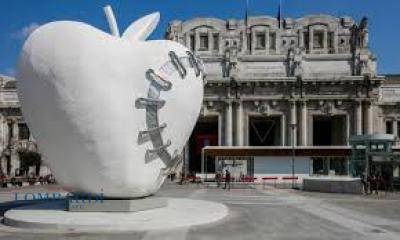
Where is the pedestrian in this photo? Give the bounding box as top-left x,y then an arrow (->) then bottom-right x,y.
223,169 -> 231,191
367,175 -> 372,194
215,171 -> 221,188
370,174 -> 377,195
375,173 -> 381,195
360,173 -> 368,195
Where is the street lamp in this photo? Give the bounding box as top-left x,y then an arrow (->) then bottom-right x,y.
289,123 -> 297,189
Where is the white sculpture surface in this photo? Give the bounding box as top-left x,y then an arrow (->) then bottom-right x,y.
16,7 -> 204,198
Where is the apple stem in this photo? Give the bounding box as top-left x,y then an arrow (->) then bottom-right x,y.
103,5 -> 120,37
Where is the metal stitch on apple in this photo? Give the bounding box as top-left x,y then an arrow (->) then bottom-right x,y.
169,51 -> 187,79
135,51 -> 204,176
146,69 -> 172,91
138,123 -> 167,142
187,51 -> 201,77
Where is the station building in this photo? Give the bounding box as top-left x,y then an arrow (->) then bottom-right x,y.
0,74 -> 45,177
166,15 -> 400,180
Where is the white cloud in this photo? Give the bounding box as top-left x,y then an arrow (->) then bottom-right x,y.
12,22 -> 40,39
4,68 -> 15,77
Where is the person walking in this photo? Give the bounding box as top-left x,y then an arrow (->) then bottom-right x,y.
360,173 -> 368,195
215,171 -> 221,188
223,169 -> 231,191
375,173 -> 381,195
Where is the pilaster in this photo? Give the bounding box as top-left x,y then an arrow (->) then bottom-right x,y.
225,101 -> 233,146
300,101 -> 307,146
355,101 -> 362,135
236,101 -> 243,146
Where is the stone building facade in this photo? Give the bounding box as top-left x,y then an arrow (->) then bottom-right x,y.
166,15 -> 400,175
0,74 -> 42,177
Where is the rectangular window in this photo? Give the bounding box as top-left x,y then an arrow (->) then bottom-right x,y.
377,144 -> 385,151
199,34 -> 209,50
329,157 -> 346,175
303,32 -> 309,51
313,31 -> 324,49
386,121 -> 393,134
312,157 -> 346,175
7,122 -> 13,141
255,33 -> 266,49
213,33 -> 219,50
247,32 -> 252,51
328,32 -> 334,53
18,123 -> 30,140
269,32 -> 276,50
398,121 -> 400,137
312,157 -> 326,175
190,34 -> 195,51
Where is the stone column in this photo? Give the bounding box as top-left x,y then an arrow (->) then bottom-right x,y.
236,101 -> 244,146
12,121 -> 19,141
10,150 -> 19,177
289,101 -> 297,146
299,29 -> 304,49
251,30 -> 256,54
300,101 -> 307,146
225,101 -> 233,146
185,33 -> 190,48
346,114 -> 350,145
218,34 -> 223,55
0,115 -> 4,151
323,29 -> 328,50
0,116 -> 5,175
195,30 -> 200,51
265,30 -> 269,55
276,31 -> 281,54
5,121 -> 10,148
0,155 -> 6,176
208,30 -> 213,51
0,115 -> 5,173
218,114 -> 223,146
366,102 -> 373,134
281,114 -> 286,146
242,30 -> 248,53
393,120 -> 398,145
355,101 -> 362,135
333,31 -> 339,53
309,29 -> 314,52
10,120 -> 19,177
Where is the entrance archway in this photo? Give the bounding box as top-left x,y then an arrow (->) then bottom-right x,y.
249,116 -> 281,146
189,116 -> 219,173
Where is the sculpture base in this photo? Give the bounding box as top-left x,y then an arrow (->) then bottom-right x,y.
3,198 -> 228,232
67,197 -> 167,212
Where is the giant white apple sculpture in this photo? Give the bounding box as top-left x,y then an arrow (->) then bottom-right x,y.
16,6 -> 204,198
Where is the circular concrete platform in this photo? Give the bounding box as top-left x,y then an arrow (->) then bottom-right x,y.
4,198 -> 228,232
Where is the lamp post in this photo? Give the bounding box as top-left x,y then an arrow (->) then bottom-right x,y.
289,123 -> 297,189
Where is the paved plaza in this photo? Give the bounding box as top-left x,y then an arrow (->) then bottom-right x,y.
0,184 -> 399,239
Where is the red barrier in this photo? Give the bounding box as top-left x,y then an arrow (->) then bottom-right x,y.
282,176 -> 298,180
281,176 -> 299,188
262,176 -> 278,188
262,177 -> 278,180
243,176 -> 257,182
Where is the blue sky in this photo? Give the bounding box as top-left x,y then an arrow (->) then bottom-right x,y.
0,0 -> 399,76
